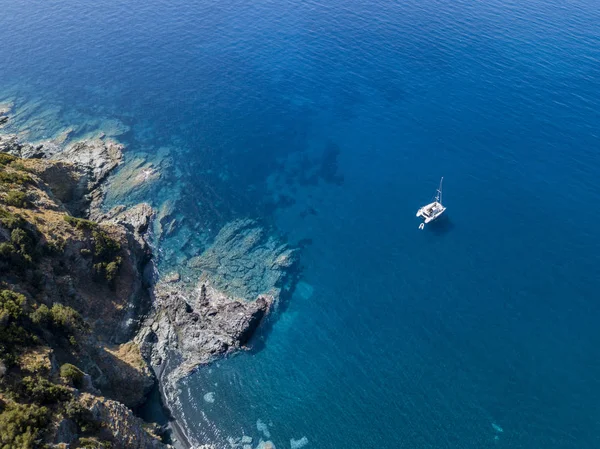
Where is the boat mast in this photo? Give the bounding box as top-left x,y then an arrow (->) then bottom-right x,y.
437,177 -> 443,204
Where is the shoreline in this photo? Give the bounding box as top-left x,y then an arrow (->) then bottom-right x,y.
1,96 -> 299,449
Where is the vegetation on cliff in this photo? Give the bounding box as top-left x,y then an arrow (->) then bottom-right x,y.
0,155 -> 163,448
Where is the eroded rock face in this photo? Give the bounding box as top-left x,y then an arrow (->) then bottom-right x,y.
54,138 -> 123,215
58,138 -> 122,183
2,103 -> 300,448
79,393 -> 165,449
0,133 -> 24,154
3,133 -> 125,216
140,281 -> 271,379
137,219 -> 299,433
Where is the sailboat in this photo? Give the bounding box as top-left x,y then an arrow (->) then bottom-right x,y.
416,177 -> 446,229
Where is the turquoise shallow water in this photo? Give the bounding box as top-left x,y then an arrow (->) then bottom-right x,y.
2,0 -> 600,447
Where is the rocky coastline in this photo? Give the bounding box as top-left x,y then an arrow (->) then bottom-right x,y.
0,99 -> 298,448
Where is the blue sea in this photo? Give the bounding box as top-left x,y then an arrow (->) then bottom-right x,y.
2,0 -> 600,447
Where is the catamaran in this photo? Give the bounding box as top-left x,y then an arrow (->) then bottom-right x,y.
416,177 -> 446,229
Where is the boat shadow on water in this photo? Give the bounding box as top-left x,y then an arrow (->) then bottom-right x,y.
423,214 -> 454,235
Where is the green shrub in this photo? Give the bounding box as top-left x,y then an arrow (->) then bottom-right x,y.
0,154 -> 17,166
29,304 -> 51,326
45,238 -> 65,255
0,402 -> 49,448
0,290 -> 35,365
80,248 -> 92,257
0,241 -> 15,258
92,230 -> 120,260
20,376 -> 72,405
64,400 -> 99,433
60,363 -> 84,389
0,207 -> 26,230
4,190 -> 29,208
0,323 -> 34,366
50,304 -> 86,334
0,215 -> 38,269
0,170 -> 32,186
64,215 -> 98,231
11,228 -> 34,260
9,161 -> 31,172
0,289 -> 26,320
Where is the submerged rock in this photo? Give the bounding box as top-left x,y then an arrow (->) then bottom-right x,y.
290,436 -> 309,449
188,219 -> 297,303
137,219 -> 299,436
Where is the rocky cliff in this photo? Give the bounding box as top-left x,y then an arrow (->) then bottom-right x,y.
0,131 -> 165,447
0,100 -> 296,449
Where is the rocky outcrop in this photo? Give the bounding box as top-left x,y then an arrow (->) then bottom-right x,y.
136,219 -> 298,444
79,393 -> 164,448
53,138 -> 123,216
57,139 -> 122,193
2,131 -> 124,216
140,280 -> 272,380
139,219 -> 297,379
1,103 -> 301,449
0,149 -> 163,446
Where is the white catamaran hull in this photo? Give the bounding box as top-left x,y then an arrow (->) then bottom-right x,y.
417,177 -> 446,229
416,201 -> 446,223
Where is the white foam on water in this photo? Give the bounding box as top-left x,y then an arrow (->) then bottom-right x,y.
203,392 -> 216,403
241,436 -> 252,444
257,419 -> 271,438
290,436 -> 309,449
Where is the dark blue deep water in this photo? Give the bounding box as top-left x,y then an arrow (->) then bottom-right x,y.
2,0 -> 600,447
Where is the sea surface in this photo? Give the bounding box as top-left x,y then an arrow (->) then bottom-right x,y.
2,0 -> 600,447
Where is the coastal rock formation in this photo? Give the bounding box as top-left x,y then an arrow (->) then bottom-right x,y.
1,102 -> 301,449
137,219 -> 299,446
140,280 -> 272,378
1,130 -> 124,216
0,148 -> 163,446
79,392 -> 164,448
139,219 -> 297,379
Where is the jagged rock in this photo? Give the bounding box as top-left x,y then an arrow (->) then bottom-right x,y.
88,342 -> 156,409
7,137 -> 125,216
20,158 -> 86,210
56,138 -> 122,189
142,280 -> 271,379
137,220 -> 298,437
164,272 -> 181,283
99,203 -> 155,242
79,393 -> 165,448
53,418 -> 78,444
0,133 -> 26,154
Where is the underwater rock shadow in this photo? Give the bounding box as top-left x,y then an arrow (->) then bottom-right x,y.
245,265 -> 304,357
